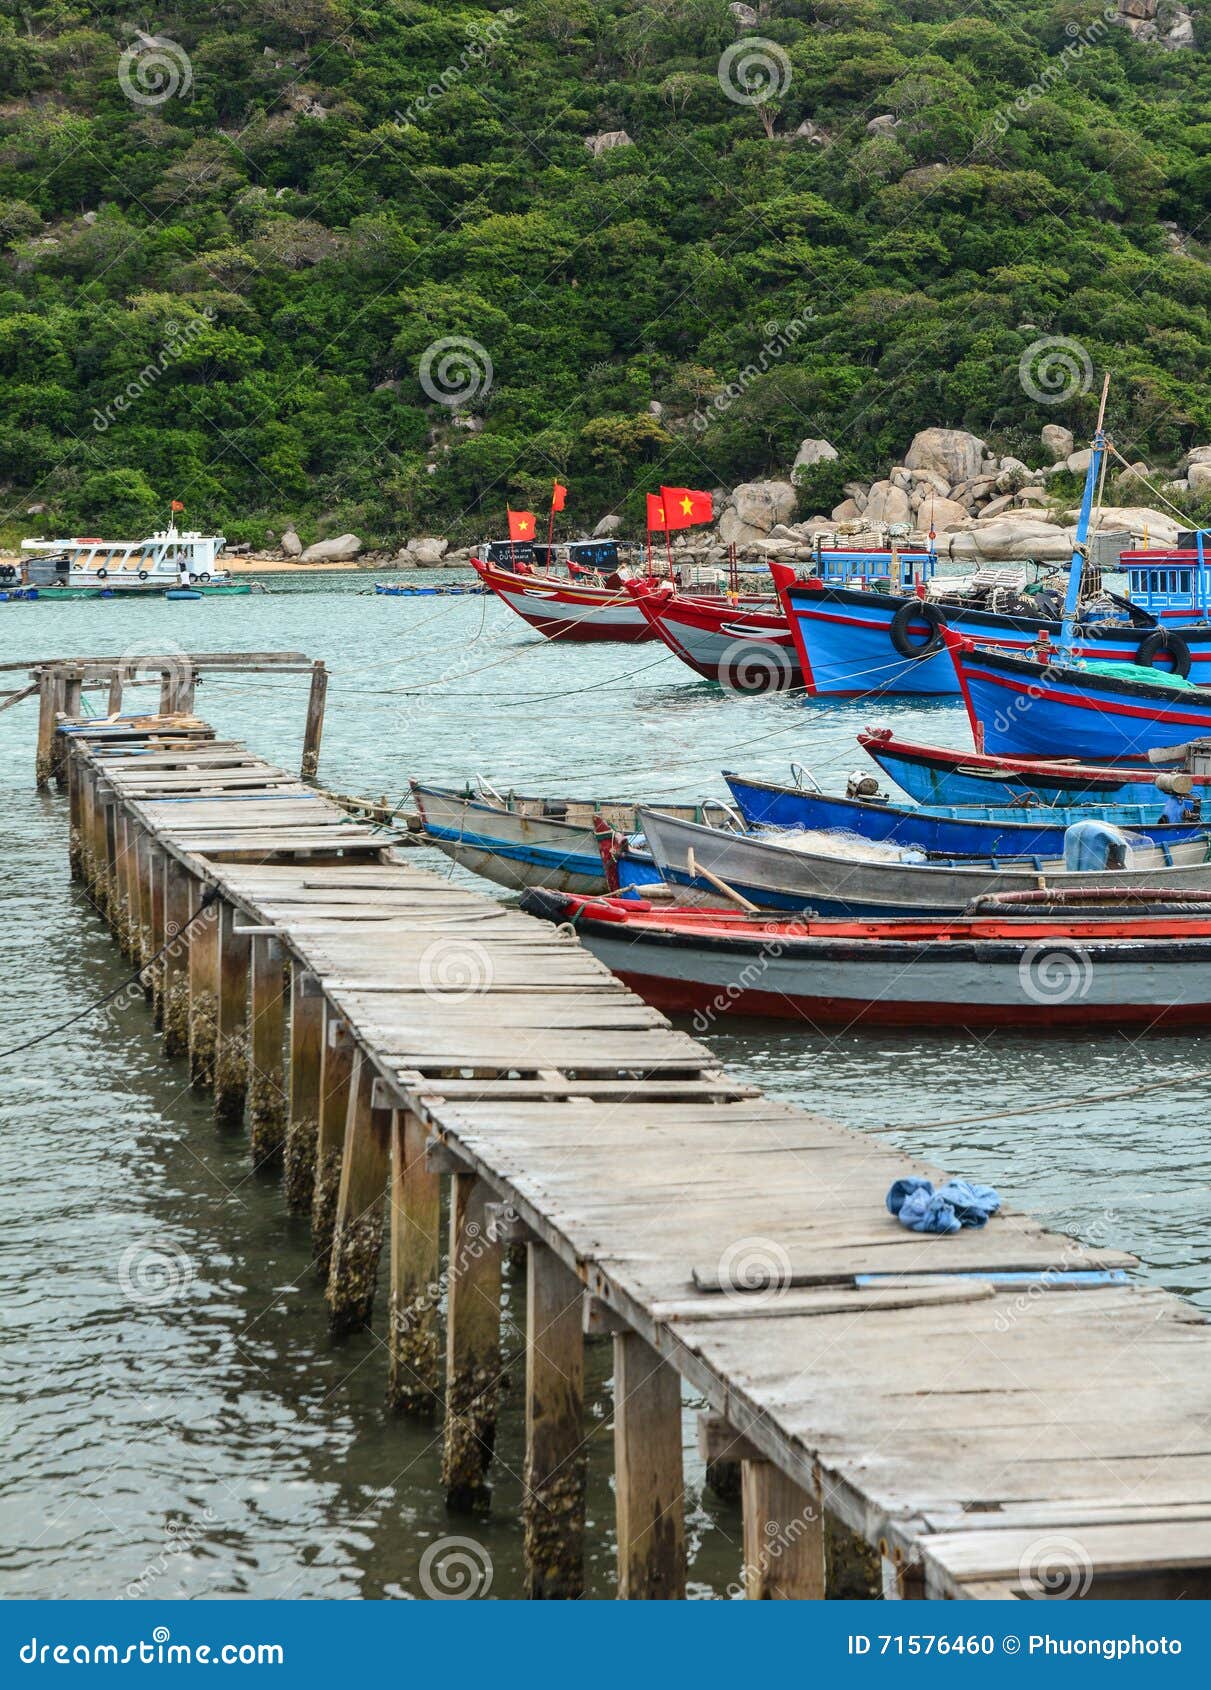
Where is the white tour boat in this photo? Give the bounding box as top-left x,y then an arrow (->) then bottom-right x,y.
19,526 -> 243,595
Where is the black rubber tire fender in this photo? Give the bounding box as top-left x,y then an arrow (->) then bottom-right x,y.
1136,628 -> 1192,679
890,598 -> 946,660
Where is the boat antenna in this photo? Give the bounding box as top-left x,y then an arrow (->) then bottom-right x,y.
1059,372 -> 1110,655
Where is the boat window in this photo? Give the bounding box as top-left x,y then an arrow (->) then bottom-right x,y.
1181,570 -> 1191,594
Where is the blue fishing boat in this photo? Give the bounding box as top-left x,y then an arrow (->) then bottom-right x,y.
769,539 -> 1211,700
948,635 -> 1211,763
855,728 -> 1211,807
946,381 -> 1211,763
722,770 -> 1207,858
374,582 -> 487,596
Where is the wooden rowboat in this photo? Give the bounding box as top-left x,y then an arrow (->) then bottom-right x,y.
520,888 -> 1211,1030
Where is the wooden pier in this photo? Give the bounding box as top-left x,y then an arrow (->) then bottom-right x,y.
33,668 -> 1211,1600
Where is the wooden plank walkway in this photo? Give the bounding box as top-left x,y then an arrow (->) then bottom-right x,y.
55,708 -> 1211,1600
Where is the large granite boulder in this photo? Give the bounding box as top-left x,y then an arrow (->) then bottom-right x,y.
594,514 -> 622,537
792,438 -> 838,474
863,479 -> 911,526
904,427 -> 986,486
731,480 -> 798,532
281,528 -> 302,557
407,536 -> 448,565
1040,424 -> 1074,462
299,533 -> 363,563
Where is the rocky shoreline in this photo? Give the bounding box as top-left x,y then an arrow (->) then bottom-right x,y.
248,426 -> 1206,574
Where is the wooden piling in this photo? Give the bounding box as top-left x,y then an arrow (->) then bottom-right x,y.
188,878 -> 219,1090
325,1054 -> 392,1335
117,814 -> 140,961
386,1109 -> 442,1416
34,671 -> 56,789
106,670 -> 123,716
283,970 -> 323,1212
442,1171 -> 503,1514
311,1006 -> 354,1277
55,671 -> 80,791
142,837 -> 166,1026
162,856 -> 192,1058
300,661 -> 328,781
214,901 -> 250,1128
613,1331 -> 686,1599
248,935 -> 288,1167
741,1463 -> 824,1599
523,1244 -> 586,1599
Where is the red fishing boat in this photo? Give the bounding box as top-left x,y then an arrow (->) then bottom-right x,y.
621,575 -> 802,690
470,553 -> 657,642
519,887 -> 1211,1030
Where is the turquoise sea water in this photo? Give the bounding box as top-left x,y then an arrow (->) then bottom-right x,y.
1,572 -> 1208,1599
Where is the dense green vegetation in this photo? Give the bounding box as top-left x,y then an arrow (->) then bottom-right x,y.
0,0 -> 1208,544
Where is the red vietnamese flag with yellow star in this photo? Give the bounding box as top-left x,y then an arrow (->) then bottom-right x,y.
550,481 -> 567,512
660,486 -> 713,531
645,493 -> 667,532
507,508 -> 536,542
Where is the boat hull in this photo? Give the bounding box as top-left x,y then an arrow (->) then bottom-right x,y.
637,806 -> 1211,916
722,771 -> 1206,856
410,783 -> 697,894
623,579 -> 801,688
520,891 -> 1211,1030
947,636 -> 1211,763
856,730 -> 1211,808
471,557 -> 654,641
774,578 -> 1211,699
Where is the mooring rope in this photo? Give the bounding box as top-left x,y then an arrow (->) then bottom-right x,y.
0,888 -> 219,1062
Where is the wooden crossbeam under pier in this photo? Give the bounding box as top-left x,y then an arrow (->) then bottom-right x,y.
46,705 -> 1211,1601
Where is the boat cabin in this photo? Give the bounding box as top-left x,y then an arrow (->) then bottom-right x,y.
1119,532 -> 1211,620
808,539 -> 939,592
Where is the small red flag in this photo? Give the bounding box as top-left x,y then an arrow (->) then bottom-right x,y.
507,508 -> 536,541
170,499 -> 184,512
646,493 -> 667,532
660,486 -> 713,531
551,482 -> 567,512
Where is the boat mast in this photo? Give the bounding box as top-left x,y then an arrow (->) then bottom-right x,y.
1059,372 -> 1110,654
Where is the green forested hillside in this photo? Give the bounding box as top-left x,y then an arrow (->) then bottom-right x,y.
0,0 -> 1208,543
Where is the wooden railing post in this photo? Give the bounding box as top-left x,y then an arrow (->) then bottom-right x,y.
300,661 -> 327,780
326,1053 -> 391,1334
523,1243 -> 586,1599
283,970 -> 323,1212
386,1108 -> 442,1415
442,1171 -> 503,1513
613,1330 -> 686,1599
35,669 -> 56,789
248,935 -> 288,1167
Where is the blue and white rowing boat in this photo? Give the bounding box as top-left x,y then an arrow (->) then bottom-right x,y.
722,769 -> 1207,858
409,780 -> 700,894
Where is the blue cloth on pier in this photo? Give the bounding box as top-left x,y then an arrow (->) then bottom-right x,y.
885,1176 -> 1001,1235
